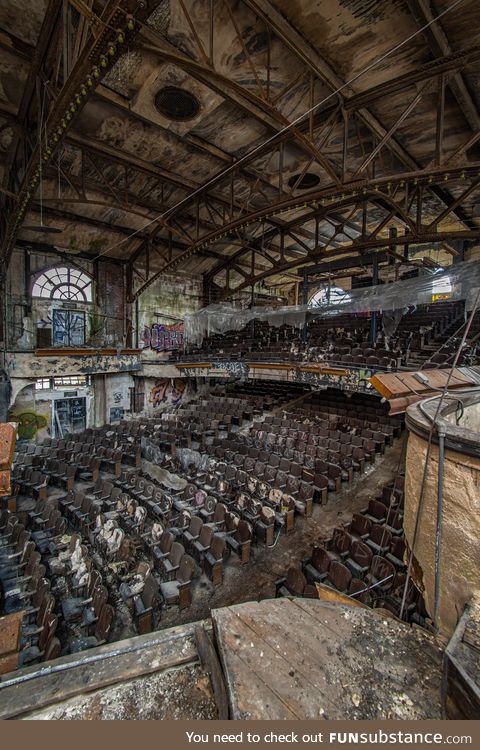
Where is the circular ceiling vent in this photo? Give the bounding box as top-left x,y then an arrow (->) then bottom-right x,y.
287,172 -> 321,190
155,86 -> 200,121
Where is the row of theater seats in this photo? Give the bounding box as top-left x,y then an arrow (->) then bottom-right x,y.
2,385 -> 325,667
168,301 -> 470,371
276,476 -> 427,624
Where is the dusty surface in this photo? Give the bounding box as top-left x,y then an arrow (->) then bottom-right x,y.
213,598 -> 444,720
22,663 -> 217,721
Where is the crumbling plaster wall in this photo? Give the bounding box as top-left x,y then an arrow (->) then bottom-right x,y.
137,271 -> 202,358
404,429 -> 480,640
5,247 -> 127,351
8,382 -> 94,443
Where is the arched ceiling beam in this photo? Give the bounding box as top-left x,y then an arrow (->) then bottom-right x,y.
219,228 -> 480,300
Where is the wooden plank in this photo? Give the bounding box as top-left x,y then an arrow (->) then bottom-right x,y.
213,598 -> 444,720
371,367 -> 480,400
195,624 -> 229,720
229,599 -> 350,717
213,608 -> 299,720
0,621 -> 202,719
314,582 -> 368,609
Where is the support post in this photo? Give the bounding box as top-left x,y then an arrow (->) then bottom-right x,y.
370,254 -> 379,344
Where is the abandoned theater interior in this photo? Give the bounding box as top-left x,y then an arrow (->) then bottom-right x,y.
1,0 -> 480,722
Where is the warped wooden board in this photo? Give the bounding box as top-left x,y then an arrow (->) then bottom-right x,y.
0,620 -> 203,719
370,367 -> 479,399
212,598 -> 444,720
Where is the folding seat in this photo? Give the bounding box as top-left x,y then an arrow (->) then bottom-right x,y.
69,604 -> 115,652
202,501 -> 226,528
351,435 -> 374,462
388,571 -> 419,617
20,588 -> 55,652
268,453 -> 280,468
0,528 -> 31,576
160,554 -> 196,609
61,569 -> 102,624
33,510 -> 67,552
30,471 -> 49,501
296,482 -> 314,517
236,469 -> 248,487
327,527 -> 352,560
204,535 -> 226,586
253,461 -> 266,479
366,524 -> 392,555
365,555 -> 395,593
152,530 -> 175,570
385,508 -> 403,536
285,474 -> 299,500
222,514 -> 252,564
362,429 -> 386,454
386,536 -> 406,568
347,513 -> 372,541
19,612 -> 60,666
276,566 -> 307,597
182,516 -> 203,551
191,524 -> 214,564
263,464 -> 277,484
345,539 -> 373,578
224,464 -> 237,483
313,459 -> 339,492
58,463 -> 77,492
326,559 -> 352,593
363,498 -> 387,524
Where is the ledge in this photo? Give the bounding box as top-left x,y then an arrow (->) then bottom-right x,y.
406,388 -> 480,459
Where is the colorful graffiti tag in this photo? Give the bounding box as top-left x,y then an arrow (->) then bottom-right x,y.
149,379 -> 186,408
143,322 -> 184,352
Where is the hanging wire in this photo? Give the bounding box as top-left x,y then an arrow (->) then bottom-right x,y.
398,287 -> 480,622
88,0 -> 467,263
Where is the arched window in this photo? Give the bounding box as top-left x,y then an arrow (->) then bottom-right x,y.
32,266 -> 92,302
309,285 -> 351,307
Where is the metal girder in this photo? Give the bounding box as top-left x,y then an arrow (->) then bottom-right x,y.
407,0 -> 480,133
0,0 -> 156,267
220,228 -> 480,300
300,253 -> 391,280
123,1 -> 480,299
207,169 -> 480,299
126,162 -> 480,301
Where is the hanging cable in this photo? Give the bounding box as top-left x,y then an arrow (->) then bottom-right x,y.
399,288 -> 480,623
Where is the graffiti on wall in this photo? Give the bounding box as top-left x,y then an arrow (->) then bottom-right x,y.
149,379 -> 186,408
8,411 -> 49,440
143,322 -> 184,352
